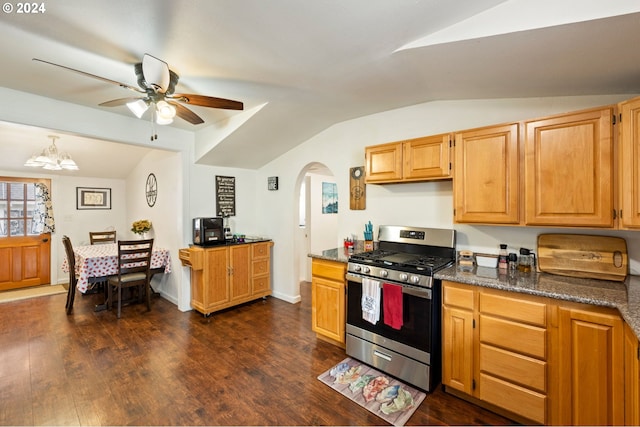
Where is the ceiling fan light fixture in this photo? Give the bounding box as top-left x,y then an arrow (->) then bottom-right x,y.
156,100 -> 176,120
127,99 -> 150,118
155,114 -> 174,125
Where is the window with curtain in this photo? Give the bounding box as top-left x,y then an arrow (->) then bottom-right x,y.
0,178 -> 53,237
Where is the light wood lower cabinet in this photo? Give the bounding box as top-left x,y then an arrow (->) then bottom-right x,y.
179,241 -> 273,316
442,281 -> 549,424
443,281 -> 631,425
624,322 -> 640,425
556,303 -> 624,426
311,258 -> 346,347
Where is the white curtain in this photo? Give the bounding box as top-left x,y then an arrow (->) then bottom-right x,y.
32,183 -> 55,233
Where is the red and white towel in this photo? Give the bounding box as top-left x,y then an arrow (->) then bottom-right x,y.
383,283 -> 403,330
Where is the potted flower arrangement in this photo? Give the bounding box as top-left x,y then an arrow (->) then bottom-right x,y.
131,219 -> 152,238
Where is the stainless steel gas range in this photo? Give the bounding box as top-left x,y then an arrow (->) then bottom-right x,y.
345,225 -> 456,392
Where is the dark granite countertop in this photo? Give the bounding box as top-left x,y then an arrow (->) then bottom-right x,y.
308,247 -> 351,263
189,238 -> 272,248
435,264 -> 640,339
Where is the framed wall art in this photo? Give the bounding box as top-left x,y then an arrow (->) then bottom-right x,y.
76,187 -> 112,210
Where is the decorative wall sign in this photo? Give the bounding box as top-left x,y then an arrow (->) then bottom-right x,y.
76,187 -> 111,210
215,175 -> 236,217
145,173 -> 157,207
268,176 -> 279,191
322,182 -> 338,214
349,166 -> 366,210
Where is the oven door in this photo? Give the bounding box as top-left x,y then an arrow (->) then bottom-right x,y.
345,272 -> 438,355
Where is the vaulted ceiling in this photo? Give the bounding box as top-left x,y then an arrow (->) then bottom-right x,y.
1,0 -> 639,177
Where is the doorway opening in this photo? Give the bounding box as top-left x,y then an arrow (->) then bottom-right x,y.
294,162 -> 337,296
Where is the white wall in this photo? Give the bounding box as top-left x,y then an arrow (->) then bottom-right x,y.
256,94 -> 640,303
308,172 -> 338,255
124,149 -> 184,307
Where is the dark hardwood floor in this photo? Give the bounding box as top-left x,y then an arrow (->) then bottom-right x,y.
0,282 -> 514,426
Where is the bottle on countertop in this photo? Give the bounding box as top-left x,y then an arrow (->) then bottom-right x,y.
508,253 -> 518,270
498,244 -> 508,270
518,248 -> 533,272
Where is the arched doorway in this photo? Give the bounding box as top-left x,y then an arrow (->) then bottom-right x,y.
293,162 -> 337,297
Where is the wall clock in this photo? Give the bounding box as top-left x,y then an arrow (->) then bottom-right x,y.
146,173 -> 157,207
349,166 -> 366,210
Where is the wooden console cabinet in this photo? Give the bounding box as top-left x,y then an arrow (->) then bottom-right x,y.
179,241 -> 273,316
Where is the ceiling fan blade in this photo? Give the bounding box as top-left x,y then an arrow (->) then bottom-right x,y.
142,54 -> 170,93
169,101 -> 204,125
32,58 -> 145,94
99,97 -> 145,107
171,93 -> 244,110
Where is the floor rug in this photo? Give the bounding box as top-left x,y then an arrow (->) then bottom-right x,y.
317,357 -> 426,426
0,285 -> 66,304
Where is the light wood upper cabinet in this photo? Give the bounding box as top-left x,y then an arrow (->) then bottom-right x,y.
403,134 -> 452,180
365,134 -> 451,183
365,142 -> 403,182
524,107 -> 614,227
619,96 -> 640,228
453,123 -> 520,224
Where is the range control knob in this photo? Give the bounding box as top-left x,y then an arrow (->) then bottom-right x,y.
353,265 -> 362,272
410,276 -> 421,284
380,270 -> 388,278
399,273 -> 409,281
363,266 -> 371,274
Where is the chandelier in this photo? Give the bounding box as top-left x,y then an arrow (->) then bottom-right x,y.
24,135 -> 79,171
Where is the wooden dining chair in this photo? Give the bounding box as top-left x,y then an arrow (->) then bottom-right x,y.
62,235 -> 78,315
89,230 -> 117,244
107,239 -> 154,318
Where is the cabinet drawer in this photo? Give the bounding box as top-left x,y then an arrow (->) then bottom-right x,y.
480,343 -> 547,392
252,259 -> 269,276
480,315 -> 546,359
480,290 -> 546,327
252,242 -> 271,259
480,373 -> 546,424
252,276 -> 270,294
443,282 -> 475,310
312,259 -> 346,281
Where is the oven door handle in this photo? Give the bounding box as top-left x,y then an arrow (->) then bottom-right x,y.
346,273 -> 431,299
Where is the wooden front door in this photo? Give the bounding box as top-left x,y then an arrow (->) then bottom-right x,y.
0,178 -> 52,291
0,234 -> 51,291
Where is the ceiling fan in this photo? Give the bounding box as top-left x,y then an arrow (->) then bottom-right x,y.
32,54 -> 243,128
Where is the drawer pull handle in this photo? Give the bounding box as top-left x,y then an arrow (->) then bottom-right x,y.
373,350 -> 392,361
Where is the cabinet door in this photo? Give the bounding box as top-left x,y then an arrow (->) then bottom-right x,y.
311,277 -> 345,344
403,134 -> 451,180
203,247 -> 229,310
442,305 -> 475,395
619,97 -> 640,228
229,245 -> 251,302
365,142 -> 403,183
525,107 -> 614,227
624,322 -> 640,425
454,123 -> 520,224
557,306 -> 624,425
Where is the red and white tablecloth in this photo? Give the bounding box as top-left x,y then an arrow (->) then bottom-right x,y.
61,243 -> 172,293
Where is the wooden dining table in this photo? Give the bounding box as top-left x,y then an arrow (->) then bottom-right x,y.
62,242 -> 172,310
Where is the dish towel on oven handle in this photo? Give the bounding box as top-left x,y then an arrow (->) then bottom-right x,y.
361,277 -> 381,325
383,283 -> 403,330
